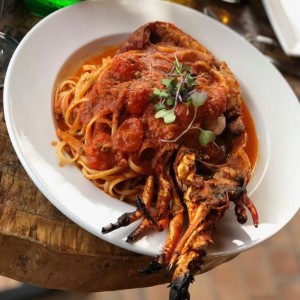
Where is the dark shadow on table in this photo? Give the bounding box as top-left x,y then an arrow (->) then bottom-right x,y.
0,284 -> 58,300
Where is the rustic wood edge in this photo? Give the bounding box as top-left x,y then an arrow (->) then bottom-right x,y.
0,204 -> 173,292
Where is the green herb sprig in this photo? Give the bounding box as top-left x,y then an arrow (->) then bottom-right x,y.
153,56 -> 198,122
153,56 -> 216,146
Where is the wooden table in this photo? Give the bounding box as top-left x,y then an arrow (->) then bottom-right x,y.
0,0 -> 299,293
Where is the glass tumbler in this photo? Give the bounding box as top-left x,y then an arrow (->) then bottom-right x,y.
23,0 -> 83,18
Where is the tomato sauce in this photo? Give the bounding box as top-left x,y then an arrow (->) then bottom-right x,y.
60,45 -> 259,172
242,101 -> 258,170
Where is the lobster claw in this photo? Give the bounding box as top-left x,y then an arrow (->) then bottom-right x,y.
169,274 -> 194,300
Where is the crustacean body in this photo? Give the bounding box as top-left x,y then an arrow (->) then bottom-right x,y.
100,22 -> 259,300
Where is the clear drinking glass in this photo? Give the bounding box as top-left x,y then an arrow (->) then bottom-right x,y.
0,0 -> 19,88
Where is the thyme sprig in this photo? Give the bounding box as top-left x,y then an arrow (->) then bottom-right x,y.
153,56 -> 216,146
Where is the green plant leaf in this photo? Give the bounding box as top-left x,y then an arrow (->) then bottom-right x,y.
162,77 -> 178,94
153,87 -> 161,98
153,88 -> 169,99
190,92 -> 207,109
162,78 -> 171,85
153,55 -> 208,129
199,129 -> 216,147
155,108 -> 176,123
162,79 -> 172,95
186,73 -> 196,88
166,98 -> 175,106
154,102 -> 166,111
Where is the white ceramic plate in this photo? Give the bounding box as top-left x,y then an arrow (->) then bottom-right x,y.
4,0 -> 300,259
262,0 -> 300,57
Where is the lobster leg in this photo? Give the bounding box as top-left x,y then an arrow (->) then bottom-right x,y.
141,184 -> 185,274
166,203 -> 210,275
169,273 -> 194,300
127,174 -> 173,242
126,218 -> 153,242
160,186 -> 185,267
242,194 -> 259,227
102,176 -> 155,234
168,194 -> 229,300
169,230 -> 212,300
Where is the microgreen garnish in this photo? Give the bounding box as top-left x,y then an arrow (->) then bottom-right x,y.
153,56 -> 200,120
161,91 -> 208,143
190,92 -> 207,109
154,102 -> 166,112
153,55 -> 215,146
153,88 -> 169,99
199,129 -> 216,147
155,108 -> 176,124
